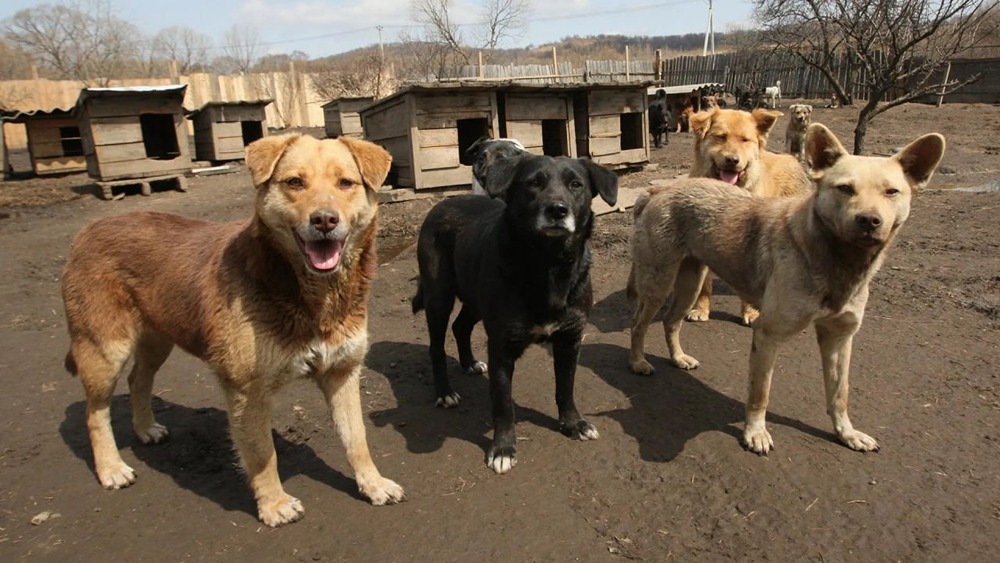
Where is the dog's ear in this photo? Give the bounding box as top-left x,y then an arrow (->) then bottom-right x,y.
688,109 -> 714,138
339,136 -> 393,190
805,123 -> 849,171
580,158 -> 618,206
893,133 -> 946,190
483,153 -> 526,199
804,105 -> 813,115
751,108 -> 782,140
245,134 -> 301,187
465,136 -> 489,164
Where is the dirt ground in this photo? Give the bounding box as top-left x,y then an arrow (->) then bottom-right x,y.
1,101 -> 998,561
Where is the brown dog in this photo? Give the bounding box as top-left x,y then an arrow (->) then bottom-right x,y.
687,107 -> 812,325
61,134 -> 404,527
628,124 -> 945,453
785,104 -> 814,162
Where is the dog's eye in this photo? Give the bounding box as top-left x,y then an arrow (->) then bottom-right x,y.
714,133 -> 727,141
339,178 -> 356,189
569,180 -> 584,190
740,137 -> 752,143
885,187 -> 901,197
285,177 -> 304,190
835,184 -> 854,195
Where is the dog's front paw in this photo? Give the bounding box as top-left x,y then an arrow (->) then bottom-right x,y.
743,424 -> 774,455
629,358 -> 655,376
359,476 -> 406,506
97,460 -> 137,490
486,445 -> 517,474
686,308 -> 710,322
258,493 -> 304,527
465,361 -> 487,376
670,354 -> 700,370
741,307 -> 760,326
435,392 -> 461,408
839,429 -> 880,452
135,422 -> 169,444
562,419 -> 600,441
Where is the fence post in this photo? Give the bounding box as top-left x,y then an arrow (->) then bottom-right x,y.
937,61 -> 952,107
625,46 -> 631,81
478,51 -> 484,80
553,47 -> 559,81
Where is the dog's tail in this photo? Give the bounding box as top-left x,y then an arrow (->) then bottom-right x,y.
64,351 -> 78,376
411,281 -> 425,314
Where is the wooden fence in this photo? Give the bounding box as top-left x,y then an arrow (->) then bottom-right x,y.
445,59 -> 657,84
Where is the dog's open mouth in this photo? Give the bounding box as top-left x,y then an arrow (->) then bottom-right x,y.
294,233 -> 344,273
715,168 -> 742,186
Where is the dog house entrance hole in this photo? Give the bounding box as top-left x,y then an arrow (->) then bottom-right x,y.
541,119 -> 568,156
241,121 -> 265,146
457,118 -> 490,165
620,112 -> 644,151
59,126 -> 84,157
139,114 -> 180,160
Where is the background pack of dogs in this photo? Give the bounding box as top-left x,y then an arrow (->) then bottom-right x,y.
648,89 -> 670,148
628,123 -> 945,454
687,106 -> 812,325
785,104 -> 814,162
412,152 -> 618,474
61,134 -> 405,527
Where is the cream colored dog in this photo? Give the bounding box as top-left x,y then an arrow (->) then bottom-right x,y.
688,107 -> 812,325
628,123 -> 945,454
61,134 -> 405,527
785,104 -> 813,162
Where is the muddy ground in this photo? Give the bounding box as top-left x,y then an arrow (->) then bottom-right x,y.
1,101 -> 998,561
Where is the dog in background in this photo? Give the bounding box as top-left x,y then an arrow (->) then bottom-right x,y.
467,137 -> 527,195
687,106 -> 812,325
412,153 -> 617,474
785,104 -> 813,162
649,89 -> 669,148
628,123 -> 945,454
764,81 -> 782,108
61,134 -> 404,527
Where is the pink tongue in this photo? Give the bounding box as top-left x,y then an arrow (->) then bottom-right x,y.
304,239 -> 343,271
719,170 -> 740,185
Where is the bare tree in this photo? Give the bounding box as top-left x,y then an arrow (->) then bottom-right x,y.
223,23 -> 261,74
311,49 -> 393,100
152,26 -> 212,74
754,0 -> 998,154
2,0 -> 142,86
411,0 -> 531,72
0,38 -> 33,81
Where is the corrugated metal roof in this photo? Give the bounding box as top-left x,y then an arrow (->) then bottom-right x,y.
187,99 -> 273,118
321,96 -> 375,108
1,107 -> 74,123
76,84 -> 187,105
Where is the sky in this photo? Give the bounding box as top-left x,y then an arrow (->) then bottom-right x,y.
1,0 -> 755,59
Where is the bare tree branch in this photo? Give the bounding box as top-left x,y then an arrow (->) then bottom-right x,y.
222,23 -> 261,74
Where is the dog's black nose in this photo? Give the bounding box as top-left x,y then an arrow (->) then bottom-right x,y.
546,202 -> 570,220
310,209 -> 340,233
855,213 -> 882,229
724,155 -> 740,166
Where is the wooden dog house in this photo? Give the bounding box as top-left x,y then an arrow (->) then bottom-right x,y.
360,82 -> 649,191
75,84 -> 192,195
322,97 -> 373,138
3,108 -> 87,176
188,100 -> 272,162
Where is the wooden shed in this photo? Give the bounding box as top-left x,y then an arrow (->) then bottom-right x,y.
3,108 -> 87,176
75,84 -> 192,194
188,100 -> 271,162
360,82 -> 650,191
322,97 -> 373,138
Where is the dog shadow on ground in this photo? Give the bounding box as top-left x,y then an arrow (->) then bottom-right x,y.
59,396 -> 362,520
366,340 -> 567,457
577,342 -> 836,462
589,283 -> 743,334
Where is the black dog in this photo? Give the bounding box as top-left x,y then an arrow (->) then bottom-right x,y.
465,137 -> 527,195
411,153 -> 618,474
649,89 -> 669,148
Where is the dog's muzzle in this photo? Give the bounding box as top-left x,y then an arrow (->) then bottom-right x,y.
295,209 -> 347,273
536,202 -> 576,235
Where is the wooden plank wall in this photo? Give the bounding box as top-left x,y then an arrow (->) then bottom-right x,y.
361,98 -> 414,187
25,118 -> 87,175
503,94 -> 573,156
584,88 -> 649,167
411,91 -> 496,189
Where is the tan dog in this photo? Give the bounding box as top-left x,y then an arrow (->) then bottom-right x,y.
688,107 -> 812,325
61,134 -> 405,527
785,104 -> 813,162
627,124 -> 945,454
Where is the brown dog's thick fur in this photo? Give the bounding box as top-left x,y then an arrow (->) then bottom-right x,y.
688,107 -> 813,325
785,104 -> 814,162
61,134 -> 404,527
627,124 -> 945,454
